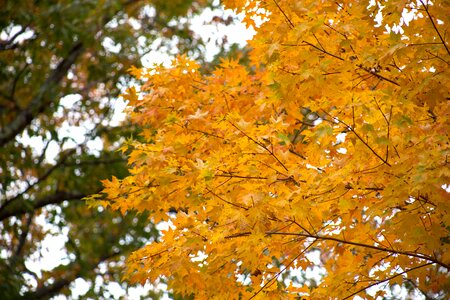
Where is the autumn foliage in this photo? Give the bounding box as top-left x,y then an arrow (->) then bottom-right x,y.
88,0 -> 450,298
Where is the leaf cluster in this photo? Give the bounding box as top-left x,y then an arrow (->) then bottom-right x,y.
96,0 -> 449,299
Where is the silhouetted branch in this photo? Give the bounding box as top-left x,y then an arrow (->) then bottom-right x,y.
0,148 -> 76,213
419,0 -> 450,57
0,25 -> 28,51
225,230 -> 449,270
0,191 -> 88,221
0,43 -> 84,146
343,263 -> 433,299
22,250 -> 121,300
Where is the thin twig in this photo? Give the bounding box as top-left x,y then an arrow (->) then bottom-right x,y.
264,231 -> 448,269
343,263 -> 433,299
373,98 -> 390,162
419,0 -> 450,57
249,241 -> 316,299
205,187 -> 249,210
302,40 -> 345,61
228,121 -> 289,172
357,65 -> 400,86
272,0 -> 294,29
322,110 -> 391,166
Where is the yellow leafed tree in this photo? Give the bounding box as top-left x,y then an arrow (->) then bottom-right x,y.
87,0 -> 450,298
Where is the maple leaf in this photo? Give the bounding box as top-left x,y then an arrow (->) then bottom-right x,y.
187,109 -> 209,120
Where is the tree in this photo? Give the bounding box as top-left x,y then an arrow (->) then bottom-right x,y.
90,0 -> 449,299
0,0 -> 232,298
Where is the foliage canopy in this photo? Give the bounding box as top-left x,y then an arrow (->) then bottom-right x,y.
93,0 -> 449,299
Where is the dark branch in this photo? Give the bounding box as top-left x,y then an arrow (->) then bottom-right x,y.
342,263 -> 433,299
419,0 -> 450,57
7,213 -> 34,271
302,40 -> 345,61
322,110 -> 392,166
62,157 -> 126,167
0,148 -> 76,213
225,230 -> 449,269
249,240 -> 315,299
279,44 -> 400,86
265,231 -> 449,270
0,25 -> 28,51
14,213 -> 33,257
228,121 -> 289,172
204,187 -> 249,210
272,0 -> 294,29
0,191 -> 88,221
357,65 -> 400,86
0,43 -> 84,146
21,250 -> 121,300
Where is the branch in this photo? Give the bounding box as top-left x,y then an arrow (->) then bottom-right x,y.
279,44 -> 400,86
302,40 -> 345,61
204,187 -> 249,210
228,121 -> 289,172
264,231 -> 449,270
0,117 -> 116,213
0,191 -> 88,221
272,0 -> 294,29
357,64 -> 400,86
14,213 -> 33,257
0,0 -> 141,148
215,173 -> 305,184
226,229 -> 449,269
0,43 -> 84,146
0,25 -> 28,51
22,250 -> 121,300
344,183 -> 384,192
6,213 -> 34,270
249,240 -> 316,299
0,148 -> 76,213
62,157 -> 126,167
23,278 -> 74,300
419,0 -> 450,57
322,110 -> 392,166
215,174 -> 268,180
10,63 -> 30,103
342,263 -> 433,299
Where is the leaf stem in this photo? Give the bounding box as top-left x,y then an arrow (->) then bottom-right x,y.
321,110 -> 392,166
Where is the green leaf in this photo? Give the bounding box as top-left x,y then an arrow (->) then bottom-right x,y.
316,125 -> 333,138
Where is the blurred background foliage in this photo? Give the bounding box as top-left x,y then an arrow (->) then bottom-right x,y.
0,0 -> 246,298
